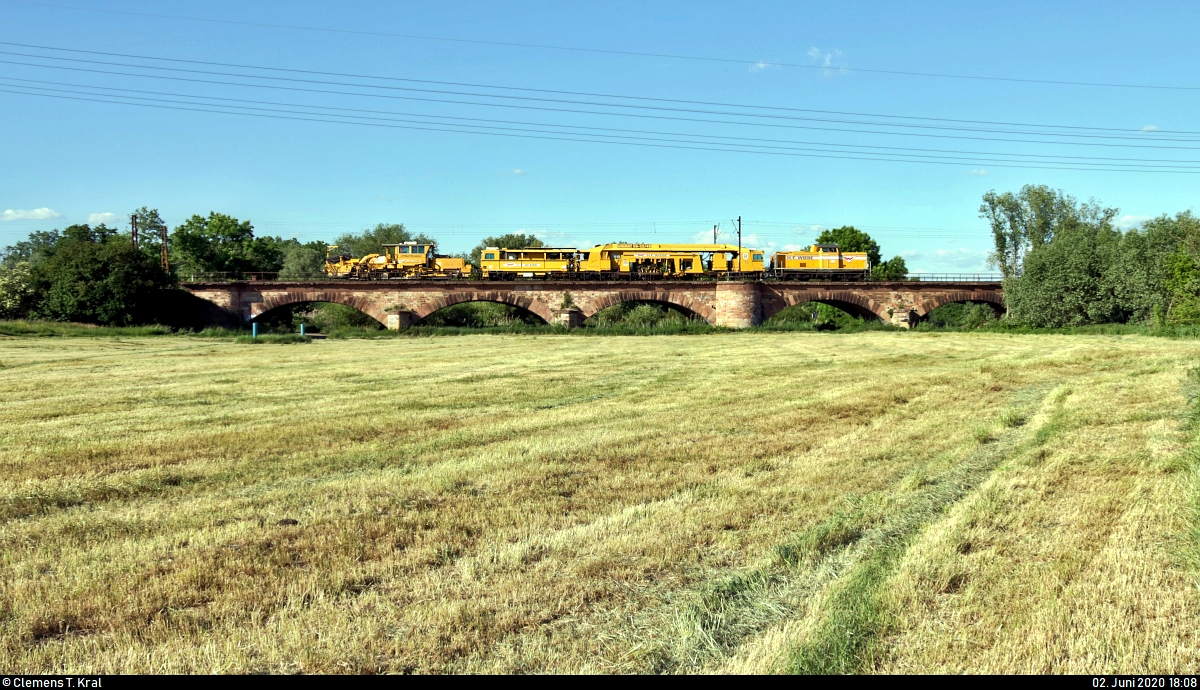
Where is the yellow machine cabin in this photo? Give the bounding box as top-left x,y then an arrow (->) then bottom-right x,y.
380,243 -> 472,279
576,243 -> 766,277
771,244 -> 870,279
323,242 -> 472,280
480,247 -> 577,279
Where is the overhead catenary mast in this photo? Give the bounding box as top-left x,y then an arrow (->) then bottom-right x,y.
160,222 -> 169,272
733,216 -> 742,274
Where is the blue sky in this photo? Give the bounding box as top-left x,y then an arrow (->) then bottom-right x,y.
2,0 -> 1198,272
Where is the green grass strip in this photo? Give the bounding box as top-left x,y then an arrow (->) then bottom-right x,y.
785,388 -> 1051,674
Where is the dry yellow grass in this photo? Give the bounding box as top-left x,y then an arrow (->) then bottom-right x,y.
1,331 -> 1198,673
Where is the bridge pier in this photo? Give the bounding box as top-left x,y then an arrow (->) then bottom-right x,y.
714,282 -> 762,329
887,307 -> 917,329
552,308 -> 585,329
386,312 -> 419,330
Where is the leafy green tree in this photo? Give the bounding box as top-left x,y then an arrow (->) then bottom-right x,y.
871,256 -> 908,281
27,224 -> 172,324
170,212 -> 285,278
470,233 -> 544,266
0,261 -> 34,318
332,223 -> 434,258
1106,215 -> 1192,324
278,240 -> 329,280
131,206 -> 168,259
1152,212 -> 1200,323
980,185 -> 1117,278
814,226 -> 882,265
2,229 -> 61,269
1004,223 -> 1124,327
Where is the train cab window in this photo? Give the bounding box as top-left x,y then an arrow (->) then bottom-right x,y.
580,252 -> 590,261
484,252 -> 495,260
547,252 -> 560,260
506,253 -> 519,260
528,252 -> 545,260
752,253 -> 763,262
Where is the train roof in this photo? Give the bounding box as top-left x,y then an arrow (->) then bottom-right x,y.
484,246 -> 579,251
587,242 -> 761,251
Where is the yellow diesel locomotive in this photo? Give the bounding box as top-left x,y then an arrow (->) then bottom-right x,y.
771,244 -> 871,280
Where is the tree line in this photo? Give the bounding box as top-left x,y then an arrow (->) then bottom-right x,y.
982,184 -> 1200,327
0,208 -> 905,326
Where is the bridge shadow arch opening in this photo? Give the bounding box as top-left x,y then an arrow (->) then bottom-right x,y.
916,292 -> 1006,323
764,293 -> 886,326
419,299 -> 549,327
413,292 -> 553,325
583,292 -> 715,325
917,298 -> 1006,327
584,299 -> 706,327
253,300 -> 386,331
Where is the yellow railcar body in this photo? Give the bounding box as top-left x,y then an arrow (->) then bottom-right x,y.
577,243 -> 765,277
771,244 -> 870,277
480,247 -> 577,278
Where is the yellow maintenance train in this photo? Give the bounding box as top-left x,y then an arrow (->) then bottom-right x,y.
325,240 -> 870,281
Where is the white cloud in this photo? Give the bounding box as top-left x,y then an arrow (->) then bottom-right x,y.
1,207 -> 62,222
806,47 -> 848,75
1116,214 -> 1150,230
87,212 -> 119,225
509,168 -> 529,176
899,248 -> 991,273
968,169 -> 989,176
1142,125 -> 1159,132
749,60 -> 777,73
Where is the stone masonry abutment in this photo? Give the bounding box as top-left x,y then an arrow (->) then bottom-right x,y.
183,280 -> 1004,330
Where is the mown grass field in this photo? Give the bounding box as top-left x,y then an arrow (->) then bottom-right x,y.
2,330 -> 1200,673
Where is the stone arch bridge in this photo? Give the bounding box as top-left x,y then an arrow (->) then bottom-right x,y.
183,280 -> 1003,329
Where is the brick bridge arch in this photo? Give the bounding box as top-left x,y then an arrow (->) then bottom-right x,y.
578,290 -> 715,323
413,291 -> 554,324
913,290 -> 1006,319
762,289 -> 891,322
251,290 -> 390,326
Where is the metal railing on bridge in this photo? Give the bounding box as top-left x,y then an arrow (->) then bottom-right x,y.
179,272 -> 284,282
904,273 -> 1002,283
